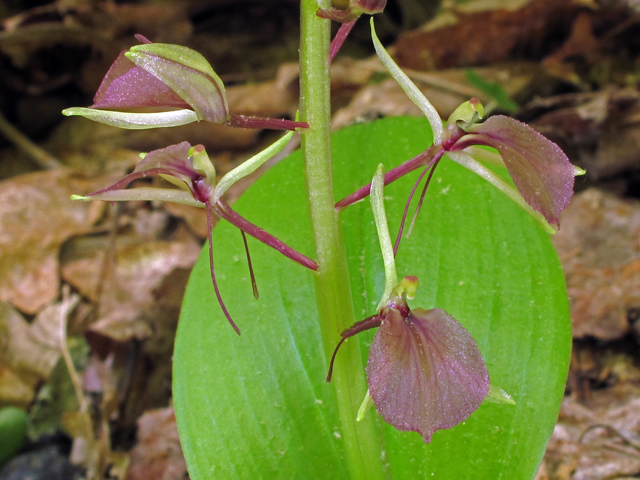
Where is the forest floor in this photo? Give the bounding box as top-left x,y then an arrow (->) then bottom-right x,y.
1,0 -> 640,479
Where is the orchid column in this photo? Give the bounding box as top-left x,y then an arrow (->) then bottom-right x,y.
298,1 -> 385,478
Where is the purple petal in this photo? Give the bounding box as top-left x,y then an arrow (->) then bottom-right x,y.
367,307 -> 489,443
91,52 -> 188,110
87,142 -> 202,200
457,115 -> 575,227
134,142 -> 196,178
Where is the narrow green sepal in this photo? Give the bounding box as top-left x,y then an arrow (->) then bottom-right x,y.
371,164 -> 398,310
483,384 -> 516,405
370,18 -> 443,144
447,151 -> 557,235
79,187 -> 204,208
212,131 -> 294,204
356,390 -> 374,421
62,107 -> 198,129
70,194 -> 90,201
574,165 -> 586,176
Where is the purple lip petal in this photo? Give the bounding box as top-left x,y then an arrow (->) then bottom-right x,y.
366,307 -> 489,443
91,52 -> 188,110
457,115 -> 575,227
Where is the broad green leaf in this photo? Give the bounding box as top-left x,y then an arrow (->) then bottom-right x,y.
173,116 -> 571,479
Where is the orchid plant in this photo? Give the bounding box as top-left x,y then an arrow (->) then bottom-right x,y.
66,1 -> 578,479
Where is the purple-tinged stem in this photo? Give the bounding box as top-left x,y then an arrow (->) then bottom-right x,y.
326,314 -> 382,382
213,198 -> 319,271
330,20 -> 358,61
227,113 -> 309,131
241,230 -> 259,299
407,157 -> 441,236
393,165 -> 430,257
206,204 -> 241,335
336,145 -> 445,209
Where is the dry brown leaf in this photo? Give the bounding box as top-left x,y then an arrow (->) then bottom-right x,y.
392,0 -> 578,70
541,12 -> 600,88
62,232 -> 201,344
552,189 -> 640,340
30,292 -> 81,349
0,169 -> 103,313
127,407 -> 187,480
528,88 -> 640,181
164,202 -> 208,239
0,301 -> 60,382
545,384 -> 640,480
0,364 -> 37,407
333,62 -> 538,129
226,62 -> 300,119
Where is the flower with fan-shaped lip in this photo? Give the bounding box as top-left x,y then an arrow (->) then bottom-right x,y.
327,166 -> 512,443
327,276 -> 490,443
63,36 -> 307,131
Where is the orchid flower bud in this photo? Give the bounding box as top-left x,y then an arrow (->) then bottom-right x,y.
63,36 -> 307,131
62,38 -> 226,129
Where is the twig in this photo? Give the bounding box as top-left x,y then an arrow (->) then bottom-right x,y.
0,110 -> 62,169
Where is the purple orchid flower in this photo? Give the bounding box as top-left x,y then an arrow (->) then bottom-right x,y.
337,20 -> 585,236
73,139 -> 318,334
63,35 -> 308,131
328,284 -> 489,443
327,167 -> 499,443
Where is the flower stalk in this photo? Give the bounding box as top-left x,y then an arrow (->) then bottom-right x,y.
299,1 -> 384,478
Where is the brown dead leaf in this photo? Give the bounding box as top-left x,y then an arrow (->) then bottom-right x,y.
545,384 -> 640,480
127,407 -> 187,480
553,189 -> 640,340
61,229 -> 201,344
392,0 -> 578,70
534,460 -> 550,480
528,87 -> 640,181
333,61 -> 539,129
0,168 -> 103,313
541,12 -> 600,88
0,364 -> 37,407
226,62 -> 300,120
164,202 -> 208,239
30,292 -> 81,349
0,301 -> 60,382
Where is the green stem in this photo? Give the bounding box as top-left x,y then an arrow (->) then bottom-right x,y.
299,2 -> 385,479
